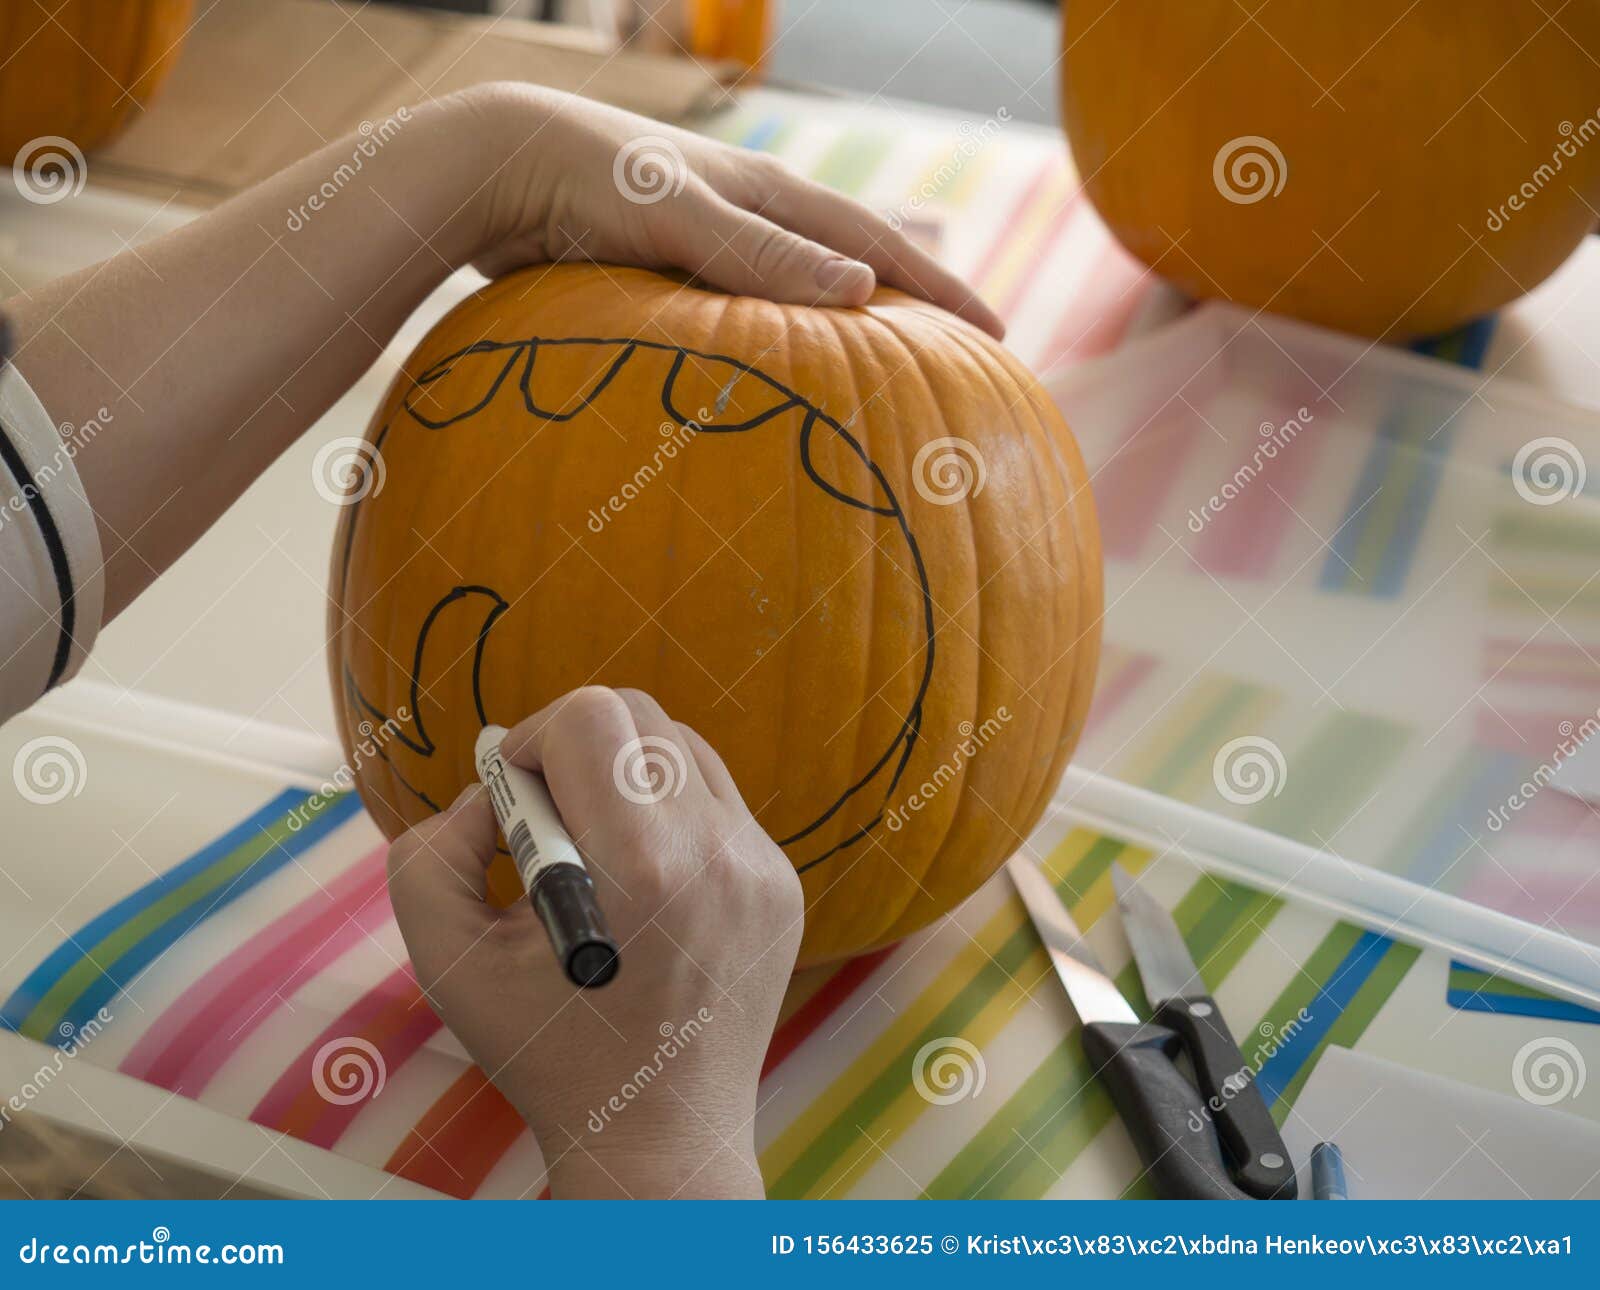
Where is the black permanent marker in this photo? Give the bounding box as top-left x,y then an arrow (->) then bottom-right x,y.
474,724 -> 619,988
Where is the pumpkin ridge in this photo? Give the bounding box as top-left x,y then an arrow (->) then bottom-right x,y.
802,304 -> 902,949
921,310 -> 1066,839
821,304 -> 956,940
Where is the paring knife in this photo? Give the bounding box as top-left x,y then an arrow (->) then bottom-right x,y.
1007,856 -> 1249,1201
1111,863 -> 1297,1199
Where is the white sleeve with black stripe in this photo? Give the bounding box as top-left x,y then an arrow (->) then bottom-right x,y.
0,360 -> 105,726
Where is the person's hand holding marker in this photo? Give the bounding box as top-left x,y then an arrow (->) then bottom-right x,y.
386,686 -> 803,1200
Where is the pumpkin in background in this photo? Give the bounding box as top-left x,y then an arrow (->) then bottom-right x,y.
328,265 -> 1101,966
0,0 -> 194,157
1061,0 -> 1600,338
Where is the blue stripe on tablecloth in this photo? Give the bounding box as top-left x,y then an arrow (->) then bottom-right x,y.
1255,930 -> 1394,1106
0,789 -> 361,1036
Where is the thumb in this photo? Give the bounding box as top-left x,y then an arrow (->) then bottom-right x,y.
676,192 -> 876,307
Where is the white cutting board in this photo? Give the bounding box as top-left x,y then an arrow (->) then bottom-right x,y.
1283,1045 -> 1600,1199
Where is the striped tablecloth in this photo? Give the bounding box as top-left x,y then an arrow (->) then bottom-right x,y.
3,736 -> 1594,1200
4,95 -> 1600,1199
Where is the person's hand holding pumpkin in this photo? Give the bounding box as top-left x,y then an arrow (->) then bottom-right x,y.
464,82 -> 1003,334
386,686 -> 803,1199
8,83 -> 998,620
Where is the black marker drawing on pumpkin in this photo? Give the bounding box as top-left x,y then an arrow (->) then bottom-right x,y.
335,336 -> 937,876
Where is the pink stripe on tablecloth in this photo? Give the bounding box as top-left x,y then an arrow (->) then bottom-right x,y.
1474,708 -> 1593,755
1093,399 -> 1210,562
249,965 -> 442,1149
994,193 -> 1088,322
965,156 -> 1056,288
1035,236 -> 1153,371
1460,864 -> 1600,932
1482,637 -> 1600,692
1191,408 -> 1325,579
120,847 -> 391,1095
1082,651 -> 1157,737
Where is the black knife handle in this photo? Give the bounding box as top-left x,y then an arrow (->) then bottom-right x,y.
1153,996 -> 1297,1198
1080,1020 -> 1250,1200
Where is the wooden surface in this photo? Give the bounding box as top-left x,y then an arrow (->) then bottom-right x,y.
89,0 -> 733,206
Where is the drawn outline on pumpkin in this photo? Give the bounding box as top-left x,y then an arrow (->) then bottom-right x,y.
334,335 -> 938,877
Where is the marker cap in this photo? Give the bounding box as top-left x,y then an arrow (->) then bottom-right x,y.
531,864 -> 619,988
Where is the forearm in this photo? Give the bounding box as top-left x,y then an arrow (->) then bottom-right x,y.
4,87 -> 527,617
499,1043 -> 769,1199
543,1122 -> 767,1200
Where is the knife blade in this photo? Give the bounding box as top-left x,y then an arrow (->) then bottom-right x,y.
1007,857 -> 1248,1201
1008,854 -> 1138,1024
1111,864 -> 1297,1200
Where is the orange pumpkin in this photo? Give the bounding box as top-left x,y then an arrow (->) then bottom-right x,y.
0,0 -> 194,157
1062,0 -> 1600,338
328,265 -> 1101,966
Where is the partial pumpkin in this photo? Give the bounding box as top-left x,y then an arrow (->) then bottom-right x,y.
1061,0 -> 1600,338
0,0 -> 193,157
328,265 -> 1101,967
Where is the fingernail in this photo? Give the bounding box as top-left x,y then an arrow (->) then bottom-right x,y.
450,783 -> 482,812
815,257 -> 872,296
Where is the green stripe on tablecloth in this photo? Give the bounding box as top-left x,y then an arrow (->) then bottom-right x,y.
1274,939 -> 1421,1112
1185,882 -> 1283,985
1448,964 -> 1563,1003
1490,571 -> 1600,616
923,875 -> 1271,1199
765,834 -> 1134,1199
18,799 -> 338,1039
1490,507 -> 1600,555
922,976 -> 1127,1199
1143,681 -> 1274,797
1250,923 -> 1369,1126
1248,711 -> 1408,848
809,131 -> 897,196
